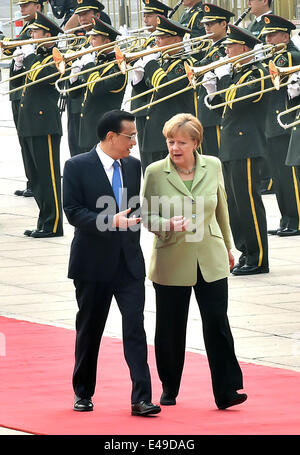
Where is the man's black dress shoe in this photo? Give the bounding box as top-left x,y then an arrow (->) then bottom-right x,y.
160,392 -> 176,406
30,229 -> 63,238
14,189 -> 25,196
216,392 -> 247,410
277,228 -> 300,237
131,401 -> 161,416
23,189 -> 34,197
73,396 -> 93,412
232,265 -> 269,276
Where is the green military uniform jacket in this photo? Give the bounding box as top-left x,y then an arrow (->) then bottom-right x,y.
213,60 -> 269,162
286,99 -> 300,166
246,12 -> 273,42
142,152 -> 232,285
73,51 -> 127,150
196,38 -> 226,128
265,41 -> 300,139
141,55 -> 197,154
179,1 -> 205,38
16,46 -> 63,137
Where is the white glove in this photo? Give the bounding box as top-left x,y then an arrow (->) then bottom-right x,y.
132,58 -> 144,85
201,70 -> 217,97
140,52 -> 161,67
80,51 -> 95,67
12,47 -> 24,70
253,42 -> 265,61
287,71 -> 300,99
214,58 -> 231,79
21,43 -> 35,58
119,25 -> 129,36
69,65 -> 81,84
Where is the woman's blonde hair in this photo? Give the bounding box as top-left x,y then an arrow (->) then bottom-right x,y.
162,113 -> 203,147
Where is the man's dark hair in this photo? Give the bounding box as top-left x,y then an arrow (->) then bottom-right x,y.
268,0 -> 272,7
97,110 -> 135,141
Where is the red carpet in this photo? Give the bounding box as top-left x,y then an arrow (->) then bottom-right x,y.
0,316 -> 300,435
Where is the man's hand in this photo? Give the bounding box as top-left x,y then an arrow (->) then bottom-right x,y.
113,208 -> 141,229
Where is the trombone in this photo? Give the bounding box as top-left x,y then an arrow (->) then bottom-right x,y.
128,43 -> 284,114
277,104 -> 300,130
54,34 -> 212,94
0,15 -> 30,26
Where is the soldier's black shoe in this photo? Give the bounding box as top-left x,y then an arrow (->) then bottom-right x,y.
277,228 -> 300,237
267,228 -> 282,235
216,392 -> 247,410
24,229 -> 33,236
14,189 -> 25,196
23,189 -> 34,197
131,401 -> 161,416
232,265 -> 269,276
30,230 -> 63,238
231,253 -> 246,272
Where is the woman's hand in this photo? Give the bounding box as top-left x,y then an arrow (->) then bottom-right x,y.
228,250 -> 235,271
169,216 -> 189,232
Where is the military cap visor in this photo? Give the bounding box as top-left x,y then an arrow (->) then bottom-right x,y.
153,14 -> 190,37
17,0 -> 44,4
86,17 -> 120,38
260,14 -> 296,36
75,0 -> 105,14
223,24 -> 261,48
201,3 -> 234,23
142,0 -> 172,15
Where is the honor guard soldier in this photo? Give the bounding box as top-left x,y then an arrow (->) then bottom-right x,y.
205,25 -> 269,275
69,18 -> 127,153
247,0 -> 273,41
179,0 -> 205,38
133,15 -> 196,173
14,12 -> 64,238
285,74 -> 300,182
247,1 -> 273,194
7,1 -> 46,197
64,0 -> 111,157
131,0 -> 172,162
260,14 -> 300,237
196,3 -> 234,156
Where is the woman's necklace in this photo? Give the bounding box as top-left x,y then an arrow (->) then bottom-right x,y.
173,163 -> 196,175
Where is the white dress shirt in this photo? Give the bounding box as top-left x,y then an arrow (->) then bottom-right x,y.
96,144 -> 123,188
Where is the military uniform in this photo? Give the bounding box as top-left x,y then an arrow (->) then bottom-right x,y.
211,25 -> 269,275
69,18 -> 126,152
131,0 -> 172,160
66,0 -> 112,156
262,15 -> 300,236
15,12 -> 64,237
3,16 -> 35,195
247,8 -> 273,193
195,4 -> 235,157
286,105 -> 300,180
179,0 -> 205,38
135,16 -> 196,173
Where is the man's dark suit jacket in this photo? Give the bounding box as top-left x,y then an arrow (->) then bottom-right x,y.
63,147 -> 146,282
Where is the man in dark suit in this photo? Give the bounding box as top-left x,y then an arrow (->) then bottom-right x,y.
63,110 -> 161,417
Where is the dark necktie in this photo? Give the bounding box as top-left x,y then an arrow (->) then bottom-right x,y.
112,161 -> 122,208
